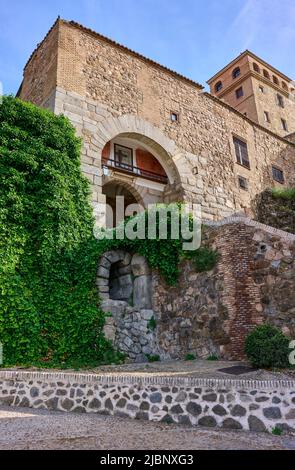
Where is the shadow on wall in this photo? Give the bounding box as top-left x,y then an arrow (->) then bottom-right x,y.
97,251 -> 157,362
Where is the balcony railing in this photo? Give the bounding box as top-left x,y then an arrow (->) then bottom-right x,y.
102,158 -> 168,184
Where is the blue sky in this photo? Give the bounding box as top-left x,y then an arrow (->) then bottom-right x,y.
1,0 -> 295,95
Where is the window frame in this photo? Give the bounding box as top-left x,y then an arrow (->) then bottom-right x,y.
114,143 -> 134,167
282,81 -> 288,90
272,166 -> 285,184
232,67 -> 241,79
264,111 -> 270,123
253,62 -> 260,74
238,176 -> 249,191
273,75 -> 279,86
281,118 -> 288,132
277,94 -> 284,108
215,81 -> 223,92
170,111 -> 180,123
235,87 -> 244,99
233,137 -> 250,169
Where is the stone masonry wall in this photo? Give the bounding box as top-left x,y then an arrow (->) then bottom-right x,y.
0,372 -> 294,433
254,190 -> 295,234
251,226 -> 295,337
152,219 -> 295,361
99,220 -> 295,362
152,260 -> 228,360
19,19 -> 295,223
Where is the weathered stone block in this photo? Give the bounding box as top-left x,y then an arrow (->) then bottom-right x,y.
133,276 -> 152,309
131,254 -> 150,277
248,415 -> 267,432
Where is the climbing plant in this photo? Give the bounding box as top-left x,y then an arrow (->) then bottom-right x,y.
0,96 -> 117,367
0,96 -> 218,367
95,206 -> 218,286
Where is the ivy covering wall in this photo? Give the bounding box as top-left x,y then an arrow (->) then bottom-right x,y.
0,96 -> 217,367
0,96 -> 116,367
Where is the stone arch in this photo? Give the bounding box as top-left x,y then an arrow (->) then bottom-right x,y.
97,250 -> 158,362
102,177 -> 145,208
94,114 -> 195,187
97,250 -> 152,309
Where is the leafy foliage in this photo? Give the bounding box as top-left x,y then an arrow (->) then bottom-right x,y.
148,317 -> 157,331
271,187 -> 295,201
95,207 -> 218,286
185,353 -> 196,361
0,96 -> 218,367
207,355 -> 219,361
0,96 -> 118,367
245,324 -> 290,369
146,354 -> 160,363
272,426 -> 283,436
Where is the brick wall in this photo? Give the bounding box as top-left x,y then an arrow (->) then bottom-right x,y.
213,224 -> 262,359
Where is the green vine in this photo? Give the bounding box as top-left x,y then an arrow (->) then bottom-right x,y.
95,207 -> 218,286
0,96 -> 218,368
0,96 -> 119,368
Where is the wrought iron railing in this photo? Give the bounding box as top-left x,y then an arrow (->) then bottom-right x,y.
102,158 -> 168,184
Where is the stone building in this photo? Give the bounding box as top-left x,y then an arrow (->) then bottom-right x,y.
14,19 -> 295,361
208,50 -> 295,137
17,18 -> 295,226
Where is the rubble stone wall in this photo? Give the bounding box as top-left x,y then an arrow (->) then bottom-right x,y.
1,372 -> 294,433
100,219 -> 295,362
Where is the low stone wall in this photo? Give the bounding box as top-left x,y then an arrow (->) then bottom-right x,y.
1,371 -> 294,433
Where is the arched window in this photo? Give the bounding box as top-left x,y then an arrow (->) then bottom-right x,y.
253,62 -> 260,73
232,67 -> 241,79
282,81 -> 288,91
215,81 -> 223,92
263,69 -> 270,79
273,75 -> 279,85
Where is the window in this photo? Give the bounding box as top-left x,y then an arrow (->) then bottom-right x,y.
114,144 -> 133,167
244,112 -> 247,116
235,87 -> 244,99
263,69 -> 270,79
259,85 -> 264,93
215,81 -> 223,92
282,81 -> 288,91
273,75 -> 279,85
272,166 -> 284,184
170,111 -> 179,122
264,111 -> 270,123
233,137 -> 250,168
277,94 -> 284,108
281,119 -> 288,131
253,63 -> 260,73
238,176 -> 248,191
232,67 -> 241,79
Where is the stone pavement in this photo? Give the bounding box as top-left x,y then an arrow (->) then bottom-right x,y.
0,405 -> 294,450
8,359 -> 295,380
68,359 -> 295,381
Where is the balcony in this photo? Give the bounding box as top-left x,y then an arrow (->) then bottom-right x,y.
102,158 -> 168,184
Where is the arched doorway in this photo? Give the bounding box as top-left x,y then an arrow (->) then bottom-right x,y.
102,181 -> 144,228
89,115 -> 195,227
